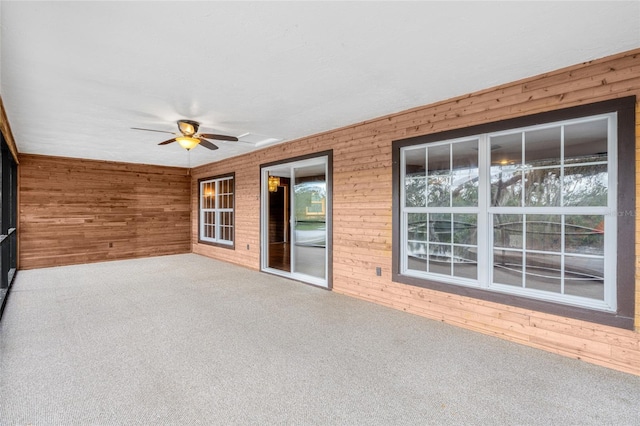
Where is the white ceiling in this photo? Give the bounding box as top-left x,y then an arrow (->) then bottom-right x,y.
1,1 -> 639,168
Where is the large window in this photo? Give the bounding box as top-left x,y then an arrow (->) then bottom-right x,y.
393,98 -> 635,328
199,174 -> 234,246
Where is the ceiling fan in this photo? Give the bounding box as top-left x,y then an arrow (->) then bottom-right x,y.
132,119 -> 238,151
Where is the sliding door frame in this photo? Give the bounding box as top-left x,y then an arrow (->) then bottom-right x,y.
260,150 -> 333,289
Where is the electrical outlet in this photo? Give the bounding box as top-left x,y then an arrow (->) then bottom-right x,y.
376,267 -> 382,276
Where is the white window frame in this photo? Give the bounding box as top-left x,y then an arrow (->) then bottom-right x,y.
400,113 -> 617,312
199,175 -> 234,246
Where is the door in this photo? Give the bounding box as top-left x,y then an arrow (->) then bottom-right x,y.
261,155 -> 330,288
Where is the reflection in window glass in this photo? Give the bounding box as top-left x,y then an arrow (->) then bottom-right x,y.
563,164 -> 607,207
452,140 -> 479,207
526,214 -> 561,252
565,256 -> 604,300
407,213 -> 428,273
524,168 -> 561,207
429,213 -> 451,243
427,176 -> 450,207
491,133 -> 522,166
405,148 -> 426,207
454,245 -> 477,280
491,167 -> 523,207
525,253 -> 562,294
422,141 -> 481,208
565,215 -> 604,255
493,249 -> 523,287
565,118 -> 607,163
427,144 -> 451,207
494,214 -> 523,249
406,212 -> 478,280
453,214 -> 477,245
525,126 -> 561,164
428,243 -> 451,276
453,213 -> 477,280
428,144 -> 450,175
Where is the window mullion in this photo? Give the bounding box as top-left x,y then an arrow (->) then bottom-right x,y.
604,115 -> 618,310
561,215 -> 565,295
520,132 -> 525,208
424,148 -> 429,209
215,180 -> 221,242
449,145 -> 453,276
199,182 -> 206,241
560,126 -> 565,295
520,132 -> 526,289
477,134 -> 489,289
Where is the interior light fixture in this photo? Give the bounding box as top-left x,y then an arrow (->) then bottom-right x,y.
176,136 -> 200,151
268,175 -> 280,193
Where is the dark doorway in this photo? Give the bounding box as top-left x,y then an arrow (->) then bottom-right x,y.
268,177 -> 290,272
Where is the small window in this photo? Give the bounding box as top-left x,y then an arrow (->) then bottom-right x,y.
199,174 -> 234,246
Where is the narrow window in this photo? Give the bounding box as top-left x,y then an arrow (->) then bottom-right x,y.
199,174 -> 234,247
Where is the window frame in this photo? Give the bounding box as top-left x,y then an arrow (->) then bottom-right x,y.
0,133 -> 18,320
198,173 -> 235,249
392,97 -> 636,329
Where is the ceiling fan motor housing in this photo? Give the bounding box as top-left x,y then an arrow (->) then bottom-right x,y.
178,120 -> 199,136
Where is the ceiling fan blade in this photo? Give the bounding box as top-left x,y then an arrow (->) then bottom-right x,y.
199,133 -> 238,142
198,139 -> 219,150
158,138 -> 177,145
131,127 -> 175,135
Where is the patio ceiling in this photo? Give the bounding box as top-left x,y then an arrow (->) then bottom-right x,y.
1,1 -> 639,167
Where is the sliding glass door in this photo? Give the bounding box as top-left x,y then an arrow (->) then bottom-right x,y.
261,155 -> 330,288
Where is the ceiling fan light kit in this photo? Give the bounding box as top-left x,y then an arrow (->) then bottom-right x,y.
132,119 -> 238,151
176,136 -> 200,151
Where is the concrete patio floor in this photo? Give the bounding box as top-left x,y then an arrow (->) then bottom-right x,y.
1,253 -> 639,425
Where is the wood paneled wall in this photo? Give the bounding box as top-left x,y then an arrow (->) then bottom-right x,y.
192,49 -> 640,375
19,154 -> 191,269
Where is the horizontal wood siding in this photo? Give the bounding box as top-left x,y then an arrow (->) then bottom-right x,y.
192,49 -> 640,375
19,154 -> 191,269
